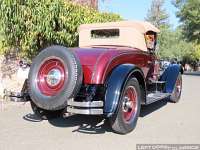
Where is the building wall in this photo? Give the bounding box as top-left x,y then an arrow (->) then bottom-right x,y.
72,0 -> 98,9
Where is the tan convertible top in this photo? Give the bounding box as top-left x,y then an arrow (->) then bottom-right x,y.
78,21 -> 160,51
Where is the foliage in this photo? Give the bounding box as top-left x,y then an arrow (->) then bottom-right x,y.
0,0 -> 122,60
145,0 -> 198,62
145,0 -> 169,28
157,27 -> 195,60
173,0 -> 200,43
194,44 -> 200,60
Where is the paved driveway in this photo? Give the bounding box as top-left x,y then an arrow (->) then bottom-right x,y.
0,75 -> 200,150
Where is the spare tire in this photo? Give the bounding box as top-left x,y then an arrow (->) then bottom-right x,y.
28,45 -> 82,110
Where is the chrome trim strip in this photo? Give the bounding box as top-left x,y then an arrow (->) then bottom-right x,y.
68,100 -> 103,108
67,107 -> 103,115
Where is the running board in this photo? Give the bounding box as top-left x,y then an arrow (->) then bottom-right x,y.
146,92 -> 170,105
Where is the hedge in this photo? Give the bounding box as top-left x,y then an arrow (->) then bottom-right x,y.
0,0 -> 122,60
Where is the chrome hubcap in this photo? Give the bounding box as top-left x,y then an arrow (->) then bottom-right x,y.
122,86 -> 138,122
122,97 -> 133,112
46,69 -> 62,87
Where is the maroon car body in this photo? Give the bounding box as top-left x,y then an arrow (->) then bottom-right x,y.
73,47 -> 154,84
27,21 -> 182,134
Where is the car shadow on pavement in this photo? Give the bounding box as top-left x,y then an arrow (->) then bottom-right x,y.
49,115 -> 113,134
23,113 -> 113,134
23,98 -> 168,134
140,98 -> 168,117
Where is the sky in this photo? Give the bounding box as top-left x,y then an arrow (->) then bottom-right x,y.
99,0 -> 179,28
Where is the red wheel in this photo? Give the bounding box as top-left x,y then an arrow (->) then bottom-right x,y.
122,86 -> 138,122
174,76 -> 182,98
109,77 -> 141,134
37,58 -> 67,96
170,73 -> 182,103
28,46 -> 82,111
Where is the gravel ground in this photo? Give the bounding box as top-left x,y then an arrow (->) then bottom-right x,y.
0,75 -> 200,150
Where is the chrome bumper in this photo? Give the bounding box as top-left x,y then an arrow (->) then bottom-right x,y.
67,99 -> 104,115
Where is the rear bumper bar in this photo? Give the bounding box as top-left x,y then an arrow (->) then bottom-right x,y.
67,107 -> 103,115
67,99 -> 104,115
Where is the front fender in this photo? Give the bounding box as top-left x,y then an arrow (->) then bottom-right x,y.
104,64 -> 144,117
160,64 -> 181,93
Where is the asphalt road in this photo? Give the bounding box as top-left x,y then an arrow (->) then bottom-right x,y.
0,75 -> 200,150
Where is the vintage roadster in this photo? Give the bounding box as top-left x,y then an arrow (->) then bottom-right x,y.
28,21 -> 182,134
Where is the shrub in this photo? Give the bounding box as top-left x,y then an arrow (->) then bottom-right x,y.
0,0 -> 122,60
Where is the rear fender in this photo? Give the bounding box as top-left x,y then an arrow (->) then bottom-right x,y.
160,64 -> 181,93
104,64 -> 145,117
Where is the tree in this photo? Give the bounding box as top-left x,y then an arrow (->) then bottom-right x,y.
173,0 -> 200,43
145,0 -> 171,59
145,0 -> 196,61
0,0 -> 121,60
145,0 -> 169,28
157,27 -> 195,60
